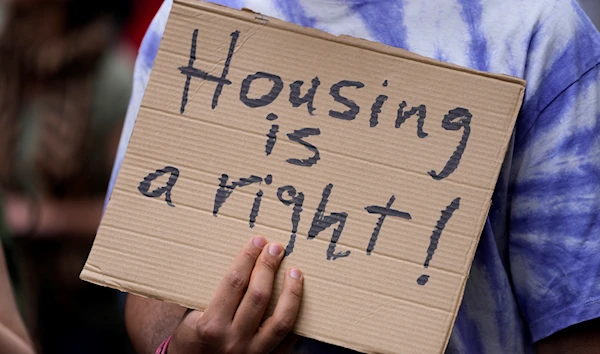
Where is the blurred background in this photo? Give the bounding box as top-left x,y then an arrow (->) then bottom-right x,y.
0,0 -> 162,353
0,1 -> 597,354
579,0 -> 600,29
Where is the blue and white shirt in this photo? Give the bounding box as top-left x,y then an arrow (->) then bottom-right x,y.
109,0 -> 600,352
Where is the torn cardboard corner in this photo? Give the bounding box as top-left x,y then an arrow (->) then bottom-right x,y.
80,1 -> 525,353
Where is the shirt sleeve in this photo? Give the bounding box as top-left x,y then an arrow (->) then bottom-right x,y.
103,0 -> 173,211
509,2 -> 600,341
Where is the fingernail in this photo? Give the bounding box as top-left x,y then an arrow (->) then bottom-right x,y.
290,268 -> 302,279
268,243 -> 283,256
252,236 -> 267,249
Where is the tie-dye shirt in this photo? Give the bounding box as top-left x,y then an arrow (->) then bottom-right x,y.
108,0 -> 600,352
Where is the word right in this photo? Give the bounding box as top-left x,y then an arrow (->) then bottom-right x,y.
211,172 -> 461,285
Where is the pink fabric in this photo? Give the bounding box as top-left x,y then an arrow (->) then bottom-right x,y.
155,335 -> 172,354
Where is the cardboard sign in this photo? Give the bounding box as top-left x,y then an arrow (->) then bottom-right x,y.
80,1 -> 525,353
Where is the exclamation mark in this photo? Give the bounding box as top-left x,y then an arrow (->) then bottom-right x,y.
417,197 -> 460,286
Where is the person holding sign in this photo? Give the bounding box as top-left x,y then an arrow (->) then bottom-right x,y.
116,0 -> 600,353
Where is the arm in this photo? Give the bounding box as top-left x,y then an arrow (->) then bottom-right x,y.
125,236 -> 303,354
0,242 -> 34,354
502,0 -> 600,348
125,295 -> 186,354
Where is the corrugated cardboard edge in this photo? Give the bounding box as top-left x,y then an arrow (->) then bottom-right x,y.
81,1 -> 527,352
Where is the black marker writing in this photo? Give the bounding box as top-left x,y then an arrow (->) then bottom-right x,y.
365,195 -> 411,255
396,101 -> 428,138
286,128 -> 321,167
213,174 -> 263,215
370,95 -> 388,128
428,108 -> 472,180
277,186 -> 304,257
417,197 -> 461,286
240,72 -> 283,108
329,80 -> 365,121
265,124 -> 279,156
369,81 -> 390,127
308,184 -> 351,260
249,190 -> 263,228
289,77 -> 320,115
137,166 -> 180,207
180,30 -> 239,112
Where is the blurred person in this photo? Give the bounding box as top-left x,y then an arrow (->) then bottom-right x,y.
0,239 -> 34,354
122,0 -> 165,50
119,0 -> 600,353
0,0 -> 134,353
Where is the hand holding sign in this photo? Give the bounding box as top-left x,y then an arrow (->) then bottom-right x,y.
169,236 -> 303,354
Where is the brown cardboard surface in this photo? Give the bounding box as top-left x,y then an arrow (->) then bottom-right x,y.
80,1 -> 525,353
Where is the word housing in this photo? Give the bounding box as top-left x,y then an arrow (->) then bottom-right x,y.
179,29 -> 473,179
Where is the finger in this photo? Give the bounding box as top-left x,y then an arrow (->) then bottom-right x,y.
205,235 -> 267,321
250,268 -> 303,353
233,242 -> 284,335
